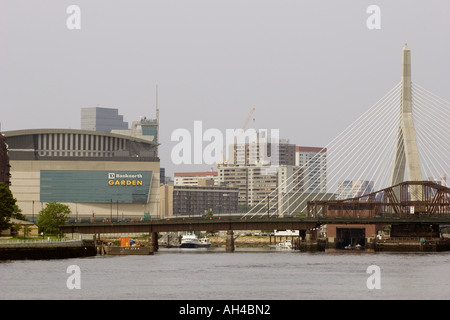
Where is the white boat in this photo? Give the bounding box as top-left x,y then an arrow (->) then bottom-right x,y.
270,239 -> 293,250
180,233 -> 211,248
345,243 -> 363,250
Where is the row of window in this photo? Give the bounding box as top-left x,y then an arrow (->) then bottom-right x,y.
37,133 -> 127,157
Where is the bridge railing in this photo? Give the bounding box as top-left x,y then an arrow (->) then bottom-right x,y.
62,214 -> 319,226
311,211 -> 450,219
66,212 -> 253,224
61,211 -> 450,228
0,238 -> 80,244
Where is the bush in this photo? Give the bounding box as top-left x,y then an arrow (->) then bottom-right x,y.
37,202 -> 71,236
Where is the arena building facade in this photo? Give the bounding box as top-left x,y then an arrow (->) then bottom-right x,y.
0,133 -> 10,185
4,126 -> 160,221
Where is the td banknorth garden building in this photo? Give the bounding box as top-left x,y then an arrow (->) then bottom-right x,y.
4,116 -> 160,221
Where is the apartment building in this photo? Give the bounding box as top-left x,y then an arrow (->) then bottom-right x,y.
172,185 -> 239,216
295,146 -> 327,193
218,165 -> 303,212
174,171 -> 219,186
337,180 -> 374,200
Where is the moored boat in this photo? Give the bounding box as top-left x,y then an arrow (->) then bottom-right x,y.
103,246 -> 153,255
269,239 -> 293,250
180,233 -> 211,248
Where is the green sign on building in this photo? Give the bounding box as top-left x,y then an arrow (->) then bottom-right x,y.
40,170 -> 152,203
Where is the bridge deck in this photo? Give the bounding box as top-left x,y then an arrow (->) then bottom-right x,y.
60,216 -> 450,234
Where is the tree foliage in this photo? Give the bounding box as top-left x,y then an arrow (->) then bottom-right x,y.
12,209 -> 26,221
37,202 -> 71,236
205,208 -> 213,219
0,182 -> 17,231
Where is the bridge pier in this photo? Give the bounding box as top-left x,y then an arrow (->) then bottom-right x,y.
226,230 -> 235,253
149,232 -> 158,253
391,223 -> 440,238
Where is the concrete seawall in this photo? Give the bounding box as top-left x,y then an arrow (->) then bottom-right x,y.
323,237 -> 450,252
0,240 -> 97,260
207,235 -> 450,252
373,238 -> 450,252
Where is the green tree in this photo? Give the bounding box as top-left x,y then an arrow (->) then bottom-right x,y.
22,224 -> 32,238
205,208 -> 213,219
0,183 -> 17,232
12,222 -> 22,236
37,202 -> 71,236
12,207 -> 27,221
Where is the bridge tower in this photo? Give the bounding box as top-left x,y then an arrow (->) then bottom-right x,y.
390,44 -> 423,190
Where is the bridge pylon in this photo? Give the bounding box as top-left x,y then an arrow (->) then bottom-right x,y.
390,45 -> 423,191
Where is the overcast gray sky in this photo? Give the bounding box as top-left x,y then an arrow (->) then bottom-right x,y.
1,0 -> 449,176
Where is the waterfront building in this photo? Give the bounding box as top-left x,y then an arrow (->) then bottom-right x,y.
4,115 -> 160,220
230,139 -> 296,166
0,218 -> 39,237
174,171 -> 219,186
218,164 -> 303,212
295,146 -> 327,193
159,184 -> 173,217
172,185 -> 239,216
218,139 -> 327,214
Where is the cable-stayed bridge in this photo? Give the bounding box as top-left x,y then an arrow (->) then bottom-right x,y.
61,45 -> 449,252
243,44 -> 449,219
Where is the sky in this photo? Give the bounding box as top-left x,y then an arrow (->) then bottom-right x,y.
0,0 -> 449,177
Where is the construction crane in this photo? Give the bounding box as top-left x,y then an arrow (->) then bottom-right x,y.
216,107 -> 256,168
241,107 -> 255,132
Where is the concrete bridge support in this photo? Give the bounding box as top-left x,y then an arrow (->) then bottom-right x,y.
226,230 -> 235,253
149,232 -> 158,253
390,223 -> 440,238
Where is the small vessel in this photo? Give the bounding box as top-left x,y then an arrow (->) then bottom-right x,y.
180,233 -> 211,248
103,246 -> 152,255
345,243 -> 363,250
270,239 -> 293,250
101,237 -> 153,255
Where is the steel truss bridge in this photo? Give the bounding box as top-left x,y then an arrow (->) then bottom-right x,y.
61,181 -> 449,235
307,181 -> 450,219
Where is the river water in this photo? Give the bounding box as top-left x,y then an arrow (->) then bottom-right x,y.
1,248 -> 449,300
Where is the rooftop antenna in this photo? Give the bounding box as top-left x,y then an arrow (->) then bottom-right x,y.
156,84 -> 160,145
156,84 -> 159,121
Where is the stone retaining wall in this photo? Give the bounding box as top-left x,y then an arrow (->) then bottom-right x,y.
0,240 -> 97,260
